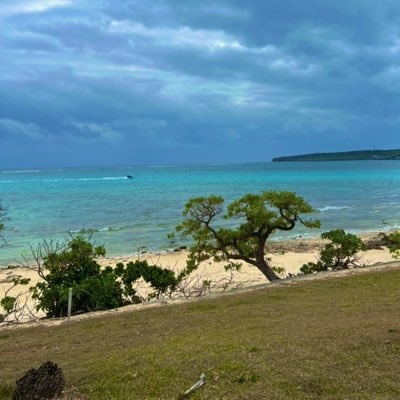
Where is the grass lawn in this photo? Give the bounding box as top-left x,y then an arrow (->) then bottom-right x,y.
1,267 -> 400,399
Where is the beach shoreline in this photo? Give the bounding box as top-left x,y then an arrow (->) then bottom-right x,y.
2,227 -> 392,267
1,230 -> 396,316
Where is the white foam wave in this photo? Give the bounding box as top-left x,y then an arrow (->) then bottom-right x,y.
54,176 -> 126,182
99,226 -> 124,232
318,205 -> 350,212
0,176 -> 127,183
1,168 -> 66,174
1,169 -> 42,174
70,225 -> 125,234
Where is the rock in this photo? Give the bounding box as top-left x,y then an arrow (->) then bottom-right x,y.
13,361 -> 65,400
364,233 -> 391,250
173,246 -> 187,252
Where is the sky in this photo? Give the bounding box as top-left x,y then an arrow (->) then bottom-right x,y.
0,0 -> 399,168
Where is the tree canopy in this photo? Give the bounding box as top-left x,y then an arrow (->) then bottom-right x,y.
172,191 -> 320,281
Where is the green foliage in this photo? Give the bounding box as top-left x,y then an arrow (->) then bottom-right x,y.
300,262 -> 321,275
12,277 -> 31,286
301,229 -> 366,274
31,236 -> 179,317
172,191 -> 320,281
0,297 -> 16,318
115,260 -> 178,300
388,231 -> 400,259
271,266 -> 286,276
0,277 -> 31,323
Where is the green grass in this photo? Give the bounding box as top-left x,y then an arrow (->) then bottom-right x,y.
1,268 -> 400,399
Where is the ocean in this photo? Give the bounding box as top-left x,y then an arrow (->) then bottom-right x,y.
0,161 -> 399,266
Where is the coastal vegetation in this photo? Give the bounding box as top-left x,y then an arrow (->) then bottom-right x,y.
301,229 -> 366,274
171,191 -> 320,281
1,189 -> 398,323
30,236 -> 179,318
389,231 -> 400,258
1,267 -> 400,399
272,148 -> 400,162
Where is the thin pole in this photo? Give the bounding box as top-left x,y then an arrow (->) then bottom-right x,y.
67,287 -> 72,321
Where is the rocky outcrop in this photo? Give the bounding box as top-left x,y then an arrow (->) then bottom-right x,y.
364,233 -> 391,250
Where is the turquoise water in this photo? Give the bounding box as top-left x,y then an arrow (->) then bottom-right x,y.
1,161 -> 399,266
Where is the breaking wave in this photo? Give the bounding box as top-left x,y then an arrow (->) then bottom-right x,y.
317,205 -> 350,212
0,176 -> 128,183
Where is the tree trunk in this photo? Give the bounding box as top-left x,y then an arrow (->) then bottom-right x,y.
255,237 -> 281,282
255,258 -> 281,281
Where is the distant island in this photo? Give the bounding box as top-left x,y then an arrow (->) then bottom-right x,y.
272,149 -> 400,162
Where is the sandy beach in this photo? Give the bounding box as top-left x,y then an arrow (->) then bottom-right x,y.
0,231 -> 397,324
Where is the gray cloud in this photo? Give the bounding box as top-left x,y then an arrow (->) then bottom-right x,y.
0,1 -> 399,168
70,122 -> 123,143
0,118 -> 48,140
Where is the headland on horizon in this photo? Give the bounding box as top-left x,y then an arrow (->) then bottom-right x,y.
272,148 -> 400,162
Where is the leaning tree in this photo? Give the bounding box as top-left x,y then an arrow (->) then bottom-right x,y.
171,191 -> 320,281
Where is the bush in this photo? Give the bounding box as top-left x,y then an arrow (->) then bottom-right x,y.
115,260 -> 178,300
388,231 -> 400,259
31,236 -> 179,317
301,229 -> 366,274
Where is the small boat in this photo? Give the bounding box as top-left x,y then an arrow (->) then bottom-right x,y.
126,175 -> 133,179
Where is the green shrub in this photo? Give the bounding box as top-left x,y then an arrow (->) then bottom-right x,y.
0,296 -> 16,323
301,229 -> 366,274
115,261 -> 178,300
388,231 -> 400,259
31,236 -> 179,317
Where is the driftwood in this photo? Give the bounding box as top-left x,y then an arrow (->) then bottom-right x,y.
178,373 -> 205,400
13,361 -> 65,400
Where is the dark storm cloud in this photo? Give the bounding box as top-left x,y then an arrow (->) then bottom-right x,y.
0,0 -> 399,168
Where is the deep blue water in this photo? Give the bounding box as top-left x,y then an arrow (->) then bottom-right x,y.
0,161 -> 399,266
